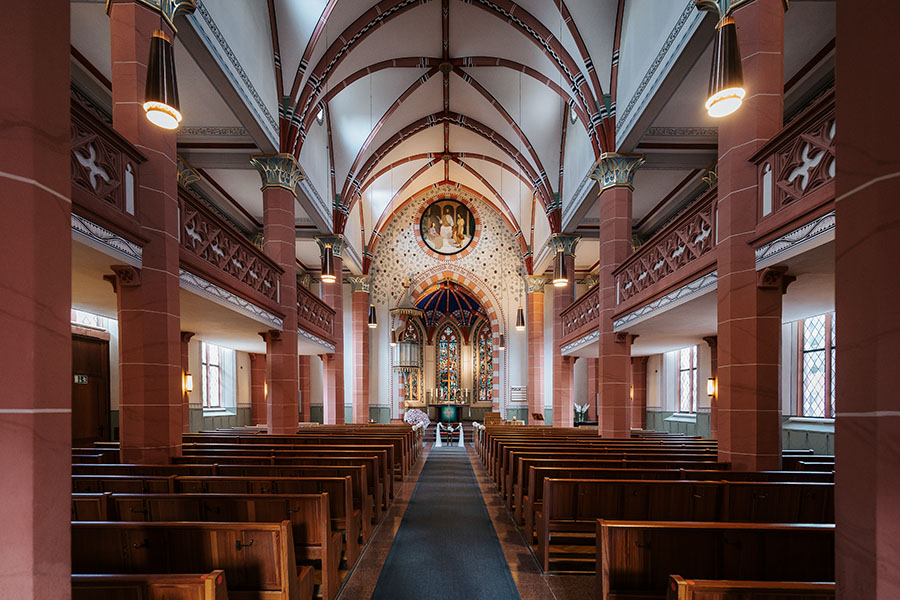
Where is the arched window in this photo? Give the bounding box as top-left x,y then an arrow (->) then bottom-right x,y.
437,324 -> 460,401
401,322 -> 421,404
474,322 -> 493,403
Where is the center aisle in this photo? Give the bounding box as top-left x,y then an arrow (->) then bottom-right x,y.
371,445 -> 521,600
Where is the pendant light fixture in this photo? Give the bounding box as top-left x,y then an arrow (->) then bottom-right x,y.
515,306 -> 525,331
368,303 -> 377,329
320,244 -> 336,283
498,334 -> 506,350
705,16 -> 745,118
552,248 -> 569,287
390,328 -> 397,347
143,28 -> 182,129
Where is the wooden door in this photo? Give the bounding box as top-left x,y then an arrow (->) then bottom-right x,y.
72,334 -> 110,446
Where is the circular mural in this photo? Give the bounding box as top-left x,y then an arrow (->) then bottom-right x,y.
419,199 -> 476,255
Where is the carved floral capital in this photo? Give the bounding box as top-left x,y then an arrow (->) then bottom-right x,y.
757,266 -> 796,294
590,152 -> 645,192
250,153 -> 305,197
103,264 -> 141,293
547,234 -> 581,257
525,276 -> 548,294
346,275 -> 372,293
315,234 -> 348,259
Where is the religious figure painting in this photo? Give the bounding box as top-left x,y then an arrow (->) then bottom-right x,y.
419,199 -> 476,255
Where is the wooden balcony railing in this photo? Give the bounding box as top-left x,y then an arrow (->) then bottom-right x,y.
752,88 -> 835,241
613,186 -> 718,309
179,186 -> 283,313
559,283 -> 600,347
297,284 -> 336,343
71,97 -> 145,241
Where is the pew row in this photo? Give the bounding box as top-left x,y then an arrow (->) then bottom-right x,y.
666,575 -> 835,599
72,571 -> 229,600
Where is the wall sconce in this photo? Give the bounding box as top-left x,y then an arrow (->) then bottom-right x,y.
515,307 -> 525,331
630,385 -> 634,401
264,381 -> 268,398
143,30 -> 182,129
184,373 -> 193,393
707,377 -> 717,398
706,17 -> 745,118
368,303 -> 377,329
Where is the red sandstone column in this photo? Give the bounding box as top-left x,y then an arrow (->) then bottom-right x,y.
249,353 -> 267,426
0,2 -> 71,595
631,356 -> 649,430
525,276 -> 547,424
703,336 -> 718,440
181,332 -> 194,433
707,0 -> 785,471
298,355 -> 311,422
550,236 -> 579,427
591,154 -> 643,438
110,1 -> 190,463
251,155 -> 303,434
834,3 -> 900,596
317,236 -> 346,424
348,276 -> 372,424
586,357 -> 599,421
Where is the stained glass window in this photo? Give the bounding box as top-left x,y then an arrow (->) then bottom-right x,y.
475,322 -> 494,403
677,346 -> 697,413
437,325 -> 460,402
801,313 -> 835,418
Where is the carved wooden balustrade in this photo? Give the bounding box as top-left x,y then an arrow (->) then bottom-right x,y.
613,187 -> 718,310
752,88 -> 835,241
297,283 -> 336,343
70,97 -> 145,241
179,186 -> 283,313
559,283 -> 600,348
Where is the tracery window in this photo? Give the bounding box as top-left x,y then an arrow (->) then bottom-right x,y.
437,324 -> 460,401
800,312 -> 836,418
474,322 -> 493,403
677,346 -> 698,413
201,342 -> 223,409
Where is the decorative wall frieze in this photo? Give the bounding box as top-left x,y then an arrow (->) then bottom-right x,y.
71,213 -> 143,264
755,210 -> 835,266
547,233 -> 581,257
346,275 -> 372,294
179,126 -> 249,137
179,268 -> 283,329
561,329 -> 599,355
250,153 -> 305,196
645,126 -> 718,137
614,270 -> 718,331
525,276 -> 548,294
297,327 -> 336,353
315,234 -> 348,259
590,152 -> 645,191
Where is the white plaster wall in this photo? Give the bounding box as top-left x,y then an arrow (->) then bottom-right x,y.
697,343 -> 711,411
646,353 -> 663,410
560,122 -> 594,210
573,356 -> 588,408
108,318 -> 120,411
236,351 -> 251,406
371,304 -> 390,410
310,355 -> 324,410
299,116 -> 331,216
782,321 -> 798,416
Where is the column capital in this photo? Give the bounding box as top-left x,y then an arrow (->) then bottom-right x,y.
107,0 -> 197,33
525,276 -> 548,294
548,233 -> 581,257
590,152 -> 645,192
315,234 -> 348,258
180,331 -> 195,344
297,272 -> 312,290
346,275 -> 372,293
250,153 -> 305,197
695,0 -> 788,21
177,155 -> 200,187
578,276 -> 599,289
757,266 -> 796,294
103,264 -> 141,293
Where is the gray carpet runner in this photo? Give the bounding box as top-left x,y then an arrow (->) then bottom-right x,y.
371,446 -> 521,600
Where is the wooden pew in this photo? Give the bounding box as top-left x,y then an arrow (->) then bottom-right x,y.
72,571 -> 229,600
539,479 -> 834,572
72,475 -> 176,493
596,521 -> 835,600
72,520 -> 314,600
103,494 -> 342,600
72,492 -> 110,521
666,575 -> 835,599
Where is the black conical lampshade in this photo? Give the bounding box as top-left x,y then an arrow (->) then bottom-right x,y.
498,334 -> 506,350
552,248 -> 569,287
368,303 -> 377,329
143,30 -> 182,130
515,307 -> 525,331
706,17 -> 745,118
321,245 -> 336,283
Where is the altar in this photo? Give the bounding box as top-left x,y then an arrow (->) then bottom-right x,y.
426,402 -> 493,423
